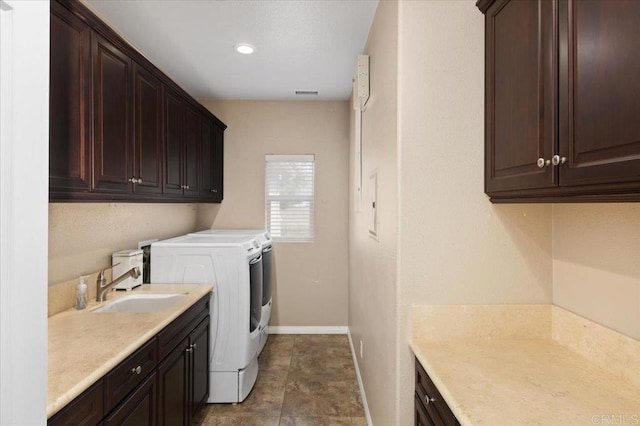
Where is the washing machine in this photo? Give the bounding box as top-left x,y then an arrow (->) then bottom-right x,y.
151,234 -> 263,403
189,229 -> 273,354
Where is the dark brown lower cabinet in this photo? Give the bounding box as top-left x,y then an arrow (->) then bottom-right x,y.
190,319 -> 210,418
157,318 -> 210,426
105,373 -> 157,426
48,295 -> 210,426
157,337 -> 189,426
415,358 -> 459,426
415,395 -> 434,426
46,381 -> 104,426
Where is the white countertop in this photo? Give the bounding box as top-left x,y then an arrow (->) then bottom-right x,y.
48,284 -> 212,418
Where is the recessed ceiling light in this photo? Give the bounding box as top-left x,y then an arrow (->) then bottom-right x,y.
234,44 -> 255,55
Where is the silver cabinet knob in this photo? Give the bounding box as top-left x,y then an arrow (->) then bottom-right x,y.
137,178 -> 143,184
211,189 -> 218,193
537,158 -> 551,168
185,346 -> 193,354
191,343 -> 197,350
131,366 -> 142,375
424,394 -> 435,405
186,185 -> 190,190
552,155 -> 568,166
128,177 -> 137,183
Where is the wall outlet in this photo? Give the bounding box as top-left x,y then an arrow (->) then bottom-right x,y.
359,340 -> 364,359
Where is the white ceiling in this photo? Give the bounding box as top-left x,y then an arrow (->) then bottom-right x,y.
84,0 -> 379,101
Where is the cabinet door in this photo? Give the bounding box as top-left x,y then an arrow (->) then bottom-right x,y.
50,2 -> 91,193
92,33 -> 133,193
485,0 -> 557,193
157,337 -> 189,426
164,90 -> 184,195
133,63 -> 163,195
183,104 -> 201,197
200,118 -> 223,202
213,125 -> 224,202
558,0 -> 640,187
190,318 -> 210,419
104,372 -> 156,426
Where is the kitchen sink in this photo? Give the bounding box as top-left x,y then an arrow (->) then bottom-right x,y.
92,293 -> 187,313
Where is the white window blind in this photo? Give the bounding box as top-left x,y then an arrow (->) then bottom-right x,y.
265,154 -> 314,242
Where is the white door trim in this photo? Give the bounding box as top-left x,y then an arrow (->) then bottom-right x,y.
0,0 -> 49,423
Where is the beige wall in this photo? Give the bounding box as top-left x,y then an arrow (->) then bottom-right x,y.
553,204 -> 640,340
198,100 -> 350,327
395,1 -> 553,424
348,0 -> 399,424
49,203 -> 201,285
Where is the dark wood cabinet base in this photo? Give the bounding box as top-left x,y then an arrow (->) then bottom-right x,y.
415,358 -> 459,426
48,295 -> 210,426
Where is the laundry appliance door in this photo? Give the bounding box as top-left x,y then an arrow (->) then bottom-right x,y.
249,254 -> 263,333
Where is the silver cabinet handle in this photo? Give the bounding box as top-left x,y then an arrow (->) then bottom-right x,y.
424,394 -> 435,405
536,158 -> 551,168
191,343 -> 197,350
185,346 -> 193,354
129,177 -> 137,183
131,366 -> 142,375
211,189 -> 218,193
185,185 -> 190,190
137,178 -> 143,184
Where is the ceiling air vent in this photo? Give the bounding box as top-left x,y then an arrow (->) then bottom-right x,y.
295,91 -> 319,96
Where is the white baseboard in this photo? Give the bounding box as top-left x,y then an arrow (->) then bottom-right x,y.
348,328 -> 373,426
269,326 -> 348,334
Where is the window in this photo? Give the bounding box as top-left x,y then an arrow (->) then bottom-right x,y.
265,154 -> 314,242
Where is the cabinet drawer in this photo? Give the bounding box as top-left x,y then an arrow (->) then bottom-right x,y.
105,338 -> 158,412
415,394 -> 435,426
48,380 -> 104,426
157,295 -> 209,359
415,358 -> 459,426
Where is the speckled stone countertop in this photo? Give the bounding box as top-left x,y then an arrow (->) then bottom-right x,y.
48,284 -> 212,419
410,305 -> 640,425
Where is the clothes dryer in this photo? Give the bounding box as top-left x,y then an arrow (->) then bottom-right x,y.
189,229 -> 273,354
151,234 -> 263,403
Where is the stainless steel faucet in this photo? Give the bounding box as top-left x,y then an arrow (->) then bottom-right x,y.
96,266 -> 141,302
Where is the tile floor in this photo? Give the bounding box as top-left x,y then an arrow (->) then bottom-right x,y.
194,334 -> 367,426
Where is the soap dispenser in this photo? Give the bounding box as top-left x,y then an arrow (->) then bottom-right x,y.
76,275 -> 88,310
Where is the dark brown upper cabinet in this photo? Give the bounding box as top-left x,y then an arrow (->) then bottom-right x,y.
133,63 -> 163,195
184,104 -> 202,197
200,118 -> 224,202
479,0 -> 640,202
164,95 -> 208,199
164,89 -> 185,196
49,0 -> 226,203
50,2 -> 91,194
92,32 -> 133,194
